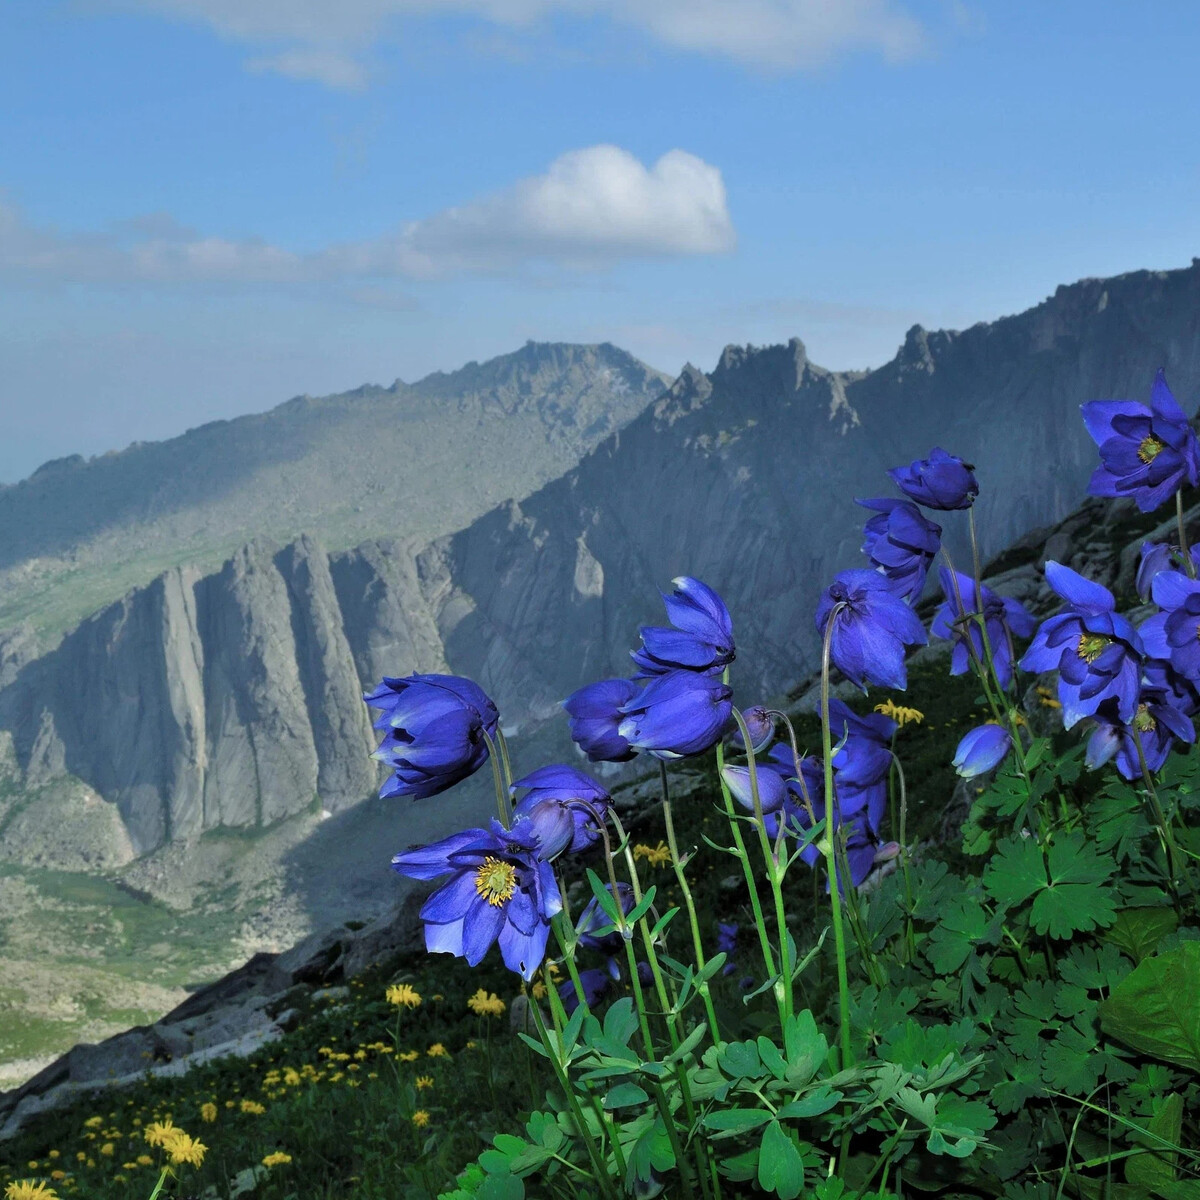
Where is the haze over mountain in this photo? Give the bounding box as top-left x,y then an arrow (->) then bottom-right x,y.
0,342 -> 671,641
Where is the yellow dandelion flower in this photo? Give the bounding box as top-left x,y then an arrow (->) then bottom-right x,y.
633,841 -> 672,867
48,1173 -> 65,1183
874,699 -> 924,727
98,1144 -> 114,1158
121,1162 -> 138,1171
137,1155 -> 153,1166
415,1075 -> 434,1090
200,1102 -> 217,1123
6,1183 -> 59,1200
397,1050 -> 420,1062
239,1099 -> 266,1115
531,980 -> 546,999
83,1117 -> 103,1130
412,1111 -> 431,1129
261,1152 -> 292,1168
143,1119 -> 177,1148
328,1072 -> 344,1083
466,988 -> 506,1017
353,1049 -> 367,1060
282,1068 -> 301,1086
224,1099 -> 235,1108
75,1154 -> 86,1164
426,1043 -> 449,1058
161,1130 -> 206,1168
386,983 -> 422,1009
465,1040 -> 478,1049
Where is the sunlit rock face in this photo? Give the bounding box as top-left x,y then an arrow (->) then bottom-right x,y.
4,261 -> 1200,854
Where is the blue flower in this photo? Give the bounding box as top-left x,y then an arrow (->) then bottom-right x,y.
365,674 -> 499,800
561,964 -> 620,1014
1019,562 -> 1144,728
930,567 -> 1037,689
716,922 -> 739,975
888,447 -> 979,511
631,576 -> 734,676
391,819 -> 562,980
952,724 -> 1013,778
562,678 -> 640,763
1085,661 -> 1197,780
510,764 -> 611,860
857,497 -> 942,602
828,698 -> 895,831
723,744 -> 822,820
815,569 -> 927,690
1140,571 -> 1200,681
1082,369 -> 1200,512
617,669 -> 733,759
731,705 -> 775,752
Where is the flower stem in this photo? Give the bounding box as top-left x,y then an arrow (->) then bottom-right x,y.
1132,728 -> 1183,894
481,729 -> 512,826
659,761 -> 722,1042
1178,489 -> 1197,579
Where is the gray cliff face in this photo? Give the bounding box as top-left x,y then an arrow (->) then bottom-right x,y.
5,261 -> 1200,857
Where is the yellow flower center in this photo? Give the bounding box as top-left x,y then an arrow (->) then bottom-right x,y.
1133,705 -> 1156,733
474,857 -> 517,906
1077,632 -> 1111,663
1138,434 -> 1166,463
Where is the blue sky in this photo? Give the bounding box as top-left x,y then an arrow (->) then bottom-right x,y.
1,1 -> 1198,483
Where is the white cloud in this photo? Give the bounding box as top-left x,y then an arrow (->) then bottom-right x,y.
0,146 -> 734,286
104,0 -> 927,86
245,47 -> 369,89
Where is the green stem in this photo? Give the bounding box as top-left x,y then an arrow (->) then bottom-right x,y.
660,761 -> 722,1042
481,729 -> 512,826
1132,728 -> 1183,894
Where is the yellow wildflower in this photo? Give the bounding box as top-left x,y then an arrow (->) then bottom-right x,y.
386,983 -> 422,1009
239,1100 -> 265,1115
122,1162 -> 138,1170
874,699 -> 924,727
412,1111 -> 431,1128
262,1153 -> 292,1168
48,1174 -> 65,1183
633,841 -> 672,867
397,1049 -> 420,1062
426,1043 -> 449,1058
283,1068 -> 301,1086
143,1119 -> 177,1147
83,1117 -> 103,1130
531,980 -> 547,999
224,1099 -> 235,1108
137,1155 -> 153,1166
353,1049 -> 367,1060
200,1102 -> 217,1123
415,1075 -> 434,1090
75,1154 -> 86,1164
161,1130 -> 206,1168
98,1144 -> 114,1158
466,1040 -> 478,1049
5,1185 -> 59,1200
466,988 -> 506,1017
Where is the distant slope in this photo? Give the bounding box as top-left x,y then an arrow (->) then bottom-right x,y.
0,342 -> 671,640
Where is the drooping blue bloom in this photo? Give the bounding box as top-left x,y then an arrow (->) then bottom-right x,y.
731,705 -> 775,752
1019,562 -> 1144,728
716,922 -> 739,975
1140,571 -> 1200,681
721,758 -> 791,815
930,567 -> 1037,689
1082,369 -> 1200,513
888,447 -> 979,511
631,576 -> 735,677
1085,663 -> 1197,780
828,698 -> 895,832
617,669 -> 733,759
1133,542 -> 1200,603
815,569 -> 928,690
365,674 -> 500,800
575,882 -> 636,954
952,724 -> 1013,778
562,678 -> 640,763
724,744 -> 821,822
857,497 -> 943,602
510,764 -> 611,860
391,819 -> 561,980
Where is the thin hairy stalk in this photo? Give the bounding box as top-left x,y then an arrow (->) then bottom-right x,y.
660,760 -> 722,1042
481,729 -> 513,826
1131,728 -> 1183,893
1179,489 -> 1197,579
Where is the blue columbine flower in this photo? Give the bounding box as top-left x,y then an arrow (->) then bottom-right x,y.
731,705 -> 775,752
952,724 -> 1013,778
828,698 -> 895,832
1085,662 -> 1197,780
365,674 -> 500,800
1135,542 -> 1200,603
510,764 -> 611,860
631,576 -> 735,676
930,567 -> 1037,689
1082,369 -> 1200,513
815,569 -> 927,690
617,669 -> 733,758
1019,562 -> 1144,728
1140,571 -> 1200,681
888,447 -> 979,511
857,497 -> 943,602
562,678 -> 641,762
391,819 -> 561,980
716,922 -> 739,975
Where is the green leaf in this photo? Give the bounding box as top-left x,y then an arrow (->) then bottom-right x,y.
603,997 -> 640,1048
757,1121 -> 805,1199
626,884 -> 657,925
1126,1091 -> 1184,1192
924,895 -> 994,974
776,1085 -> 842,1118
478,1174 -> 524,1200
646,906 -> 680,942
782,1010 -> 828,1085
603,1082 -> 649,1109
702,1108 -> 773,1136
664,1022 -> 708,1064
1101,942 -> 1200,1073
1059,941 -> 1133,989
1028,834 -> 1118,938
982,836 -> 1047,910
719,1040 -> 765,1080
1105,907 -> 1180,964
756,1036 -> 787,1080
